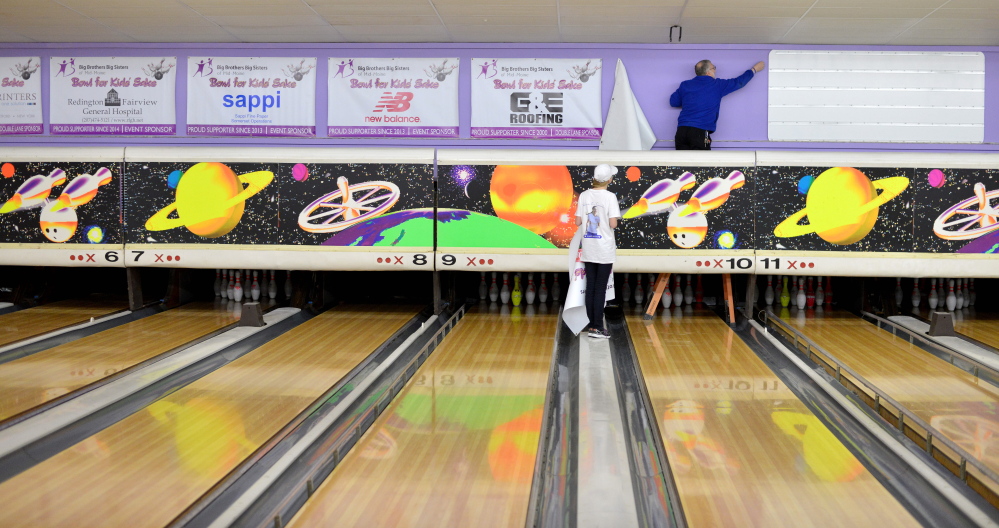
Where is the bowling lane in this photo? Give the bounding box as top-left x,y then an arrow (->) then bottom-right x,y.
0,299 -> 128,348
0,305 -> 420,528
629,309 -> 919,527
778,308 -> 999,494
953,312 -> 999,350
287,304 -> 555,528
0,301 -> 238,422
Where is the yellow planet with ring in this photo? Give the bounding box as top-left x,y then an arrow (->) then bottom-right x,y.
774,167 -> 909,245
145,162 -> 273,238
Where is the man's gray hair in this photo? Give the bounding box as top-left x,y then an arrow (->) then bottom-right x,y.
695,60 -> 713,76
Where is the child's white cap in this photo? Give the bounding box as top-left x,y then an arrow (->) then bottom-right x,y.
593,164 -> 617,182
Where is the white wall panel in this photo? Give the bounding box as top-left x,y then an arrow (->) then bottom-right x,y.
768,50 -> 985,144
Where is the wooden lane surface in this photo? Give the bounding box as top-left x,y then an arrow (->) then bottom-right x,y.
0,304 -> 420,528
628,308 -> 919,528
0,299 -> 127,348
778,308 -> 999,491
953,312 -> 999,350
287,304 -> 556,528
0,301 -> 238,423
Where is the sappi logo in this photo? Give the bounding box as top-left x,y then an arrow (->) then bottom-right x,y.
374,92 -> 413,113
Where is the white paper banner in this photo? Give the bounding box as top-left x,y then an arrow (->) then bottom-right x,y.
187,57 -> 316,137
471,58 -> 602,140
0,57 -> 42,135
328,57 -> 459,138
49,57 -> 176,136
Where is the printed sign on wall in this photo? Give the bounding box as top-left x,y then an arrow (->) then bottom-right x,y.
49,57 -> 176,135
328,58 -> 459,138
470,58 -> 602,139
187,57 -> 316,137
0,57 -> 42,135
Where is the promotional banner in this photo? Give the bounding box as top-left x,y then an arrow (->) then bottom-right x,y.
49,57 -> 176,135
0,57 -> 42,135
187,57 -> 316,137
470,58 -> 602,139
328,57 -> 459,138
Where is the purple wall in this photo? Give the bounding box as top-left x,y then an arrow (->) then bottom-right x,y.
1,42 -> 996,152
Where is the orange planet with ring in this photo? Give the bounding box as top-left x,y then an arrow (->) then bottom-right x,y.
490,165 -> 574,234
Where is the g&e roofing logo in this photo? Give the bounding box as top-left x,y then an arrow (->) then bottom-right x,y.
509,92 -> 564,125
192,58 -> 214,77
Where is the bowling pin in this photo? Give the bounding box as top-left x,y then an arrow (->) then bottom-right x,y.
673,275 -> 684,307
489,272 -> 499,303
512,274 -> 523,306
552,274 -> 561,302
806,277 -> 815,308
500,273 -> 511,304
815,277 -> 825,306
695,275 -> 704,304
662,281 -> 673,309
539,272 -> 549,303
956,279 -> 965,309
268,270 -> 278,299
894,278 -> 903,307
684,274 -> 693,305
233,271 -> 244,302
260,270 -> 268,299
790,276 -> 798,302
621,273 -> 631,304
796,277 -> 806,310
635,276 -> 645,306
970,279 -> 977,306
220,269 -> 229,299
243,269 -> 250,295
214,269 -> 222,297
946,279 -> 957,311
478,272 -> 488,301
963,279 -> 971,309
251,271 -> 261,301
526,272 -> 537,304
226,270 -> 235,299
911,279 -> 920,308
824,276 -> 832,305
284,271 -> 293,299
764,275 -> 775,306
780,276 -> 790,307
928,278 -> 938,309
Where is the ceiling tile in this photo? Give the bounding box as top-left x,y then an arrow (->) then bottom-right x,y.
559,0 -> 684,5
890,35 -> 999,45
208,14 -> 329,27
815,0 -> 945,6
440,15 -> 558,25
334,24 -> 451,38
558,6 -> 682,17
939,0 -> 999,7
682,7 -> 810,18
792,17 -> 919,29
805,7 -> 935,18
448,25 -> 561,41
193,4 -> 318,16
320,15 -> 442,25
432,4 -> 556,16
679,17 -> 798,28
686,0 -> 814,6
561,15 -> 682,26
310,5 -> 438,16
906,17 -> 999,30
928,8 -> 999,19
94,16 -> 220,29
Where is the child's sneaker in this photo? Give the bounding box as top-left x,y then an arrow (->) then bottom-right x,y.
588,328 -> 610,339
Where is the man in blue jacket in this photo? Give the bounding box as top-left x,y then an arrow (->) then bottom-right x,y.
670,60 -> 765,150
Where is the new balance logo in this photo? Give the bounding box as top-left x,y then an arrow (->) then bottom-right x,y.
373,92 -> 413,112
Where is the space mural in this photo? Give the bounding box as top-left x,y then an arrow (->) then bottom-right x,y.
0,161 -> 122,245
1,154 -> 993,259
123,160 -> 433,246
436,164 -> 756,251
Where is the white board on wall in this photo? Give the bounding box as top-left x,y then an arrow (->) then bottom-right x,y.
768,50 -> 984,144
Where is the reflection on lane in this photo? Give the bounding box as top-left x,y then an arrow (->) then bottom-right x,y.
0,305 -> 417,528
0,299 -> 128,347
780,307 -> 999,494
630,308 -> 918,527
0,301 -> 240,422
287,303 -> 555,528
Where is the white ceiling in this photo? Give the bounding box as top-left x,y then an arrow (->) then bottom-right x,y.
0,0 -> 996,46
